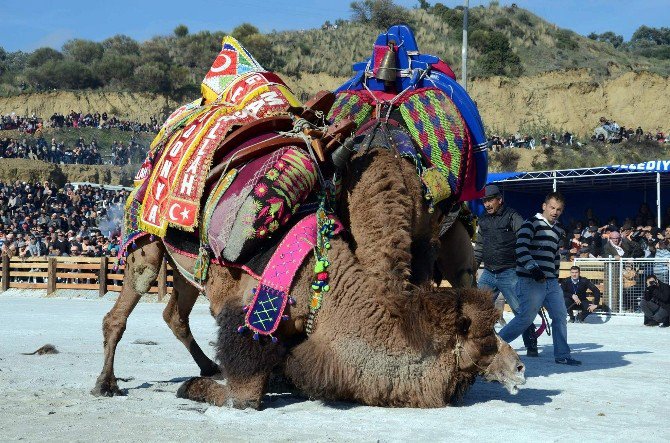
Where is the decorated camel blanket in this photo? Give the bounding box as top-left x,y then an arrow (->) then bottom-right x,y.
330,24 -> 488,204
129,36 -> 301,239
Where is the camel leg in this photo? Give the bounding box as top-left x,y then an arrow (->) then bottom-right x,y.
91,237 -> 163,397
177,300 -> 282,409
162,271 -> 220,377
435,220 -> 476,288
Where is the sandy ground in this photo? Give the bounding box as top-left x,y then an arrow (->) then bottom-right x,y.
1,290 -> 669,442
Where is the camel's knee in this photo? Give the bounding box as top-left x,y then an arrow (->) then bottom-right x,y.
102,312 -> 127,342
130,262 -> 159,294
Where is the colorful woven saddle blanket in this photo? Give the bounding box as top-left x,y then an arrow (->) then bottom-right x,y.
121,36 -> 324,267
129,36 -> 301,239
331,24 -> 488,203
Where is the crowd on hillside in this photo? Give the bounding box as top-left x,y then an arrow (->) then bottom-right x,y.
0,135 -> 143,166
0,180 -> 128,260
0,112 -> 160,134
488,118 -> 670,152
48,111 -> 160,133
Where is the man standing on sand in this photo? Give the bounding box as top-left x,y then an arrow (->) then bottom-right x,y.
499,191 -> 581,366
474,184 -> 538,357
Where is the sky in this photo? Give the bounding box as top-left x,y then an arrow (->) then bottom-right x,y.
0,0 -> 668,53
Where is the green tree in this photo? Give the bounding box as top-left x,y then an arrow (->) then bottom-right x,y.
26,47 -> 63,68
587,31 -> 623,48
631,25 -> 670,45
27,59 -> 101,89
102,35 -> 140,56
132,62 -> 170,94
174,24 -> 189,38
232,23 -> 261,42
62,39 -> 104,64
350,0 -> 408,28
93,53 -> 136,85
139,38 -> 172,65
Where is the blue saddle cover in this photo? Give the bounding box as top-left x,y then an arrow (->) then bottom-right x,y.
335,24 -> 488,194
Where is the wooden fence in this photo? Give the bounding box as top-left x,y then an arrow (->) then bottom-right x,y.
0,255 -> 174,300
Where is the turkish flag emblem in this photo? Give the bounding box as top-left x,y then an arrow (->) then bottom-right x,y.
206,49 -> 238,78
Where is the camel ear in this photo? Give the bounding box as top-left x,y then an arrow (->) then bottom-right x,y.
456,316 -> 471,336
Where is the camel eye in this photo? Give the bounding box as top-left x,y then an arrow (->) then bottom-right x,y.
456,317 -> 471,335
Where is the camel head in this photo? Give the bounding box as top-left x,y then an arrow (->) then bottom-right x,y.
415,287 -> 525,396
451,288 -> 525,394
482,336 -> 526,395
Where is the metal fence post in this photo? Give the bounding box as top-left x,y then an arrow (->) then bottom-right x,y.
619,259 -> 623,314
607,259 -> 613,310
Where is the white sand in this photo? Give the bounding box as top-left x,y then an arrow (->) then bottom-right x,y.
1,290 -> 668,442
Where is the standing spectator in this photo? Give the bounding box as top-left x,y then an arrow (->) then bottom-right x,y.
499,192 -> 581,366
474,185 -> 538,357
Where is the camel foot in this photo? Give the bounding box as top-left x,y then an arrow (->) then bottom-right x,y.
91,378 -> 124,397
176,377 -> 261,410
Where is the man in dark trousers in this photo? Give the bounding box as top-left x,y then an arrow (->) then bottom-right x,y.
560,266 -> 601,322
474,184 -> 538,357
499,191 -> 581,366
641,274 -> 670,327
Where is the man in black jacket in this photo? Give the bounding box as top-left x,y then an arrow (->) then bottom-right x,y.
641,275 -> 670,327
560,266 -> 601,322
474,184 -> 538,356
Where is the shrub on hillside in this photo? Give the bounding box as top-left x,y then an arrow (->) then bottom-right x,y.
494,148 -> 521,171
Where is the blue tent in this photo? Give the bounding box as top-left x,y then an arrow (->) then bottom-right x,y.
473,160 -> 670,228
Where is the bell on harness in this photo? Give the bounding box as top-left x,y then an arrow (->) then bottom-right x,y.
375,41 -> 398,84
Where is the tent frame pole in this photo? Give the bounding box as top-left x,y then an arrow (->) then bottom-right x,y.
657,172 -> 662,228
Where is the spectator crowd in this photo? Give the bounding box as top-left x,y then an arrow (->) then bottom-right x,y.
0,180 -> 128,260
0,136 -> 143,166
560,203 -> 670,262
488,117 -> 670,152
1,112 -> 160,134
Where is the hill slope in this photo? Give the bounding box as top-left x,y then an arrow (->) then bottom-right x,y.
2,69 -> 668,138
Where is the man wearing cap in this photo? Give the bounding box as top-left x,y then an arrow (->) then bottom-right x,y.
474,184 -> 538,357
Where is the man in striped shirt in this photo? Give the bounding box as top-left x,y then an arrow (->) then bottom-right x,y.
499,192 -> 581,366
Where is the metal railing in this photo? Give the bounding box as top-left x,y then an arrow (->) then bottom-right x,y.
572,257 -> 670,314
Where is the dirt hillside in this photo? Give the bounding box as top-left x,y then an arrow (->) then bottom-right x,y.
2,69 -> 668,137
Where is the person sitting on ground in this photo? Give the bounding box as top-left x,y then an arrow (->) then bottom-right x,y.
561,266 -> 601,323
641,275 -> 670,327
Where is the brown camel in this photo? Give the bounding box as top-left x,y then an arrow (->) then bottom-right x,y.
91,146 -> 523,407
93,232 -> 524,408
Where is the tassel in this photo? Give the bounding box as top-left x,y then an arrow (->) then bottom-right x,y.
237,325 -> 247,333
271,336 -> 278,343
253,332 -> 259,341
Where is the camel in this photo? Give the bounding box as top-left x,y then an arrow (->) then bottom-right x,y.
91,144 -> 524,407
